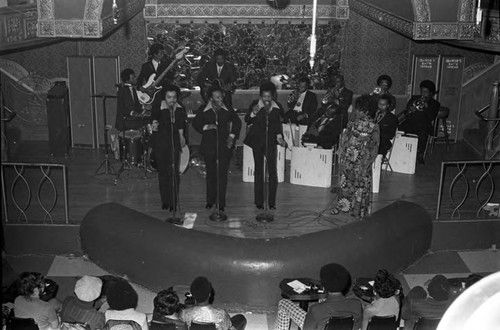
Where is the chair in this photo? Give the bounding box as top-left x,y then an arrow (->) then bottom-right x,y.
61,322 -> 91,330
324,315 -> 354,330
6,317 -> 38,330
366,315 -> 398,330
381,136 -> 396,173
425,107 -> 450,158
189,323 -> 216,330
413,317 -> 441,330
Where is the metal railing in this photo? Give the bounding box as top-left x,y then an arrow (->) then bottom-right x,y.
436,160 -> 499,220
1,163 -> 69,223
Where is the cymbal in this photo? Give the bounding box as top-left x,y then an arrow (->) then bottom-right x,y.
90,93 -> 117,98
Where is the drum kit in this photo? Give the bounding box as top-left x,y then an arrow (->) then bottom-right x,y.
114,116 -> 191,184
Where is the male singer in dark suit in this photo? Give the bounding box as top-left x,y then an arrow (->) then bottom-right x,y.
374,94 -> 398,156
137,43 -> 176,92
244,82 -> 287,210
197,48 -> 238,108
284,76 -> 318,126
150,85 -> 187,213
193,87 -> 242,213
115,68 -> 143,131
399,80 -> 440,164
302,104 -> 343,149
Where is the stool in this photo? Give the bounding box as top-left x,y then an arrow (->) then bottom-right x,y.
426,106 -> 450,156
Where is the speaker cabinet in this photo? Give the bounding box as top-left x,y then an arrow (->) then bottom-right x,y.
46,82 -> 70,156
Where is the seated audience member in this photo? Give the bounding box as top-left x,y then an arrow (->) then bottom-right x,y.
284,76 -> 318,126
301,104 -> 343,149
401,275 -> 453,329
361,269 -> 401,330
274,263 -> 362,330
150,290 -> 187,330
374,94 -> 398,156
104,279 -> 148,330
14,272 -> 60,330
181,277 -> 246,330
398,80 -> 440,164
61,276 -> 105,330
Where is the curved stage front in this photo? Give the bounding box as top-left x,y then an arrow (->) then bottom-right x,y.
80,201 -> 432,311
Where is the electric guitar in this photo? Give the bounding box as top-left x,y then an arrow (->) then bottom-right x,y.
200,77 -> 235,102
137,48 -> 189,105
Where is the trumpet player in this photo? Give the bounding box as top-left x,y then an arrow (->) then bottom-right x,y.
320,74 -> 353,129
398,80 -> 440,164
283,76 -> 318,125
372,75 -> 397,113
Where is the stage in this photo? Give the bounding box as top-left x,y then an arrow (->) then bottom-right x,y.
3,139 -> 484,239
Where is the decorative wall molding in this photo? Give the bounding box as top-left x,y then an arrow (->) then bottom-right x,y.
144,3 -> 349,24
349,0 -> 413,37
412,0 -> 431,22
350,0 -> 475,40
458,0 -> 475,22
37,0 -> 145,38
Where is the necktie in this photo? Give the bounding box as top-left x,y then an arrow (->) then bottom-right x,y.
130,86 -> 135,102
318,117 -> 328,132
376,112 -> 384,123
217,65 -> 222,77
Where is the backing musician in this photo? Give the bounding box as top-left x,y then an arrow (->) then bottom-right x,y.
283,76 -> 318,126
197,48 -> 238,108
320,74 -> 353,129
115,68 -> 143,131
398,80 -> 440,164
137,43 -> 177,92
374,94 -> 398,157
371,75 -> 397,113
301,104 -> 343,149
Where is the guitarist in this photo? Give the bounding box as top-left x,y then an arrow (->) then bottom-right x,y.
398,80 -> 440,164
137,43 -> 177,93
197,48 -> 238,108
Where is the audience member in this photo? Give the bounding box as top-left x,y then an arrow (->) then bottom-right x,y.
60,276 -> 105,330
274,263 -> 362,330
361,269 -> 401,330
14,272 -> 60,330
401,274 -> 453,329
150,290 -> 187,330
181,277 -> 246,330
104,279 -> 148,330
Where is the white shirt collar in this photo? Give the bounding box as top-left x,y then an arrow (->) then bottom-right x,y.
203,101 -> 228,112
160,101 -> 183,110
258,99 -> 279,110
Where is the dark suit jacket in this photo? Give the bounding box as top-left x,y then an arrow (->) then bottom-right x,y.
403,95 -> 440,133
136,58 -> 175,89
244,100 -> 284,150
377,111 -> 398,155
302,294 -> 363,330
193,102 -> 242,155
284,90 -> 318,125
115,84 -> 142,131
151,102 -> 187,152
196,61 -> 238,88
319,87 -> 353,128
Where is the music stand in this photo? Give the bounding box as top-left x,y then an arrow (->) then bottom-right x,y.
92,93 -> 117,176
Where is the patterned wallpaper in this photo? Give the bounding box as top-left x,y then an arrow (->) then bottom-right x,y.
342,11 -> 410,95
147,22 -> 345,89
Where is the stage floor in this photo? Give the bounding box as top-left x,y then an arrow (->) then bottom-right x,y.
4,140 -> 488,238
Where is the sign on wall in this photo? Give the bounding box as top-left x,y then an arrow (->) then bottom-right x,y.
411,55 -> 441,96
438,56 -> 465,142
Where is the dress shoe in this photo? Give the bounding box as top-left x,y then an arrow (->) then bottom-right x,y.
269,205 -> 276,210
218,207 -> 225,212
417,153 -> 425,165
256,204 -> 264,210
205,203 -> 213,209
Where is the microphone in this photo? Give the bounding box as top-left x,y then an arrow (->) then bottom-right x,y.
170,104 -> 175,124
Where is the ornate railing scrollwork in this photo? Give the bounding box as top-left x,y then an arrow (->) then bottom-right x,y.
436,160 -> 499,219
1,163 -> 69,224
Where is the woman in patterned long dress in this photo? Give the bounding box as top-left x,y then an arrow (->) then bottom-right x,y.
331,94 -> 379,218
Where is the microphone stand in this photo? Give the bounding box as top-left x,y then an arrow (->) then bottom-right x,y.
209,108 -> 227,222
166,105 -> 183,225
256,104 -> 274,223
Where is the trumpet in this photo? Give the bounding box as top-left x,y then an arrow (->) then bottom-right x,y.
321,87 -> 339,108
371,86 -> 383,95
412,96 -> 427,112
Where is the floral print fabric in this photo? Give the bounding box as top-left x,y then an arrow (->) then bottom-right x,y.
336,112 -> 380,218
